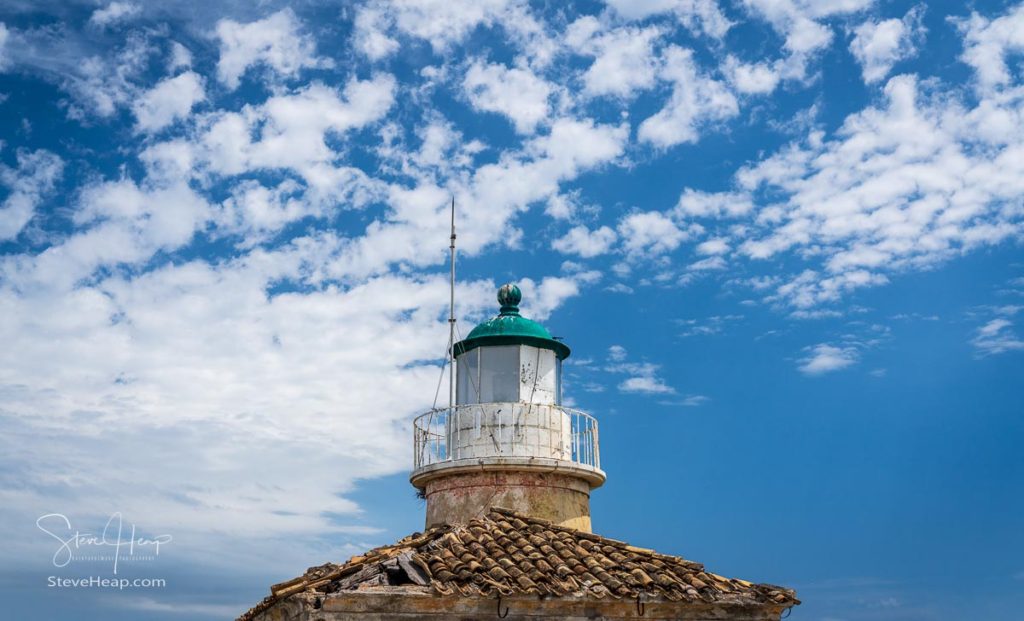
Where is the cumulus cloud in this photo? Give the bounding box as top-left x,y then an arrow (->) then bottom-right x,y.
89,2 -> 141,28
215,9 -> 331,89
956,3 -> 1024,92
352,5 -> 400,60
196,75 -> 396,194
638,46 -> 738,147
0,250 -> 505,569
553,225 -> 618,258
0,149 -> 63,241
333,117 -> 628,280
353,0 -> 522,56
744,0 -> 876,53
742,0 -> 876,82
608,344 -> 627,361
618,211 -> 688,257
566,17 -> 663,99
603,0 -> 732,39
677,71 -> 1024,310
798,343 -> 859,375
214,178 -> 309,243
518,271 -> 601,321
619,376 -> 675,393
168,41 -> 192,70
696,238 -> 730,255
676,188 -> 753,218
132,71 -> 205,132
463,60 -> 552,134
724,56 -> 782,94
63,33 -> 155,119
849,6 -> 925,84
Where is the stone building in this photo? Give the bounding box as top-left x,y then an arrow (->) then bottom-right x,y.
238,284 -> 799,621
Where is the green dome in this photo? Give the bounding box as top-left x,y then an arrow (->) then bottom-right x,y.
454,284 -> 571,360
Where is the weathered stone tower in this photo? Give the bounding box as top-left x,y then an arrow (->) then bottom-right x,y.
410,283 -> 605,532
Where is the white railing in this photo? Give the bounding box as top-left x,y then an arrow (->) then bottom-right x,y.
413,403 -> 600,471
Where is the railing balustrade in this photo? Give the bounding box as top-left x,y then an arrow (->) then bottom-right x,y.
413,404 -> 600,471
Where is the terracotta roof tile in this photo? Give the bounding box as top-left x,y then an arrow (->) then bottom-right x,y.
237,508 -> 799,621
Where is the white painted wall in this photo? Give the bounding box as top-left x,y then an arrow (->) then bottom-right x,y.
448,402 -> 572,461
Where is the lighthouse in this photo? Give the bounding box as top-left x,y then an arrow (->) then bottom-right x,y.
411,283 -> 604,532
239,282 -> 799,621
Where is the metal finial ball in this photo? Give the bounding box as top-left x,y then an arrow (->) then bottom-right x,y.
497,283 -> 522,308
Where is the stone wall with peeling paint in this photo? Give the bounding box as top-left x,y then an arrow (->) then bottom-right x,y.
423,470 -> 592,532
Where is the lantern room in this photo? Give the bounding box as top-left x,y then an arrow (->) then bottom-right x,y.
453,283 -> 568,406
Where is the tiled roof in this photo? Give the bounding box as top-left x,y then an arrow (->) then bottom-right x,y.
238,508 -> 798,621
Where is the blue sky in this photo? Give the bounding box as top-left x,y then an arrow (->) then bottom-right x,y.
0,0 -> 1022,620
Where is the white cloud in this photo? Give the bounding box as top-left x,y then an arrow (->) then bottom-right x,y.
215,9 -> 331,90
680,69 -> 1024,310
603,0 -> 677,19
608,344 -> 627,361
0,23 -> 9,71
329,117 -> 627,280
63,34 -> 155,119
132,71 -> 205,133
619,376 -> 675,393
972,306 -> 1024,356
553,225 -> 618,258
603,0 -> 732,39
566,18 -> 663,98
724,56 -> 782,94
798,343 -> 859,375
0,250 -> 508,570
197,75 -> 396,196
545,193 -> 580,220
638,46 -> 738,147
355,0 -> 517,55
956,4 -> 1024,92
518,271 -> 601,321
0,149 -> 63,241
463,60 -> 552,134
618,210 -> 688,257
656,394 -> 710,406
678,314 -> 743,337
89,2 -> 140,28
849,6 -> 925,84
603,345 -> 676,394
696,237 -> 730,255
353,5 -> 400,60
676,188 -> 754,218
741,0 -> 876,82
688,255 -> 727,271
168,41 -> 192,70
214,179 -> 309,243
972,318 -> 1024,355
743,0 -> 828,53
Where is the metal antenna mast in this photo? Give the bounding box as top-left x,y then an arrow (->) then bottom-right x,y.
448,197 -> 456,409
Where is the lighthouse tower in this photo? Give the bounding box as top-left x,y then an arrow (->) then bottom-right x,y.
239,280 -> 800,621
411,283 -> 605,532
